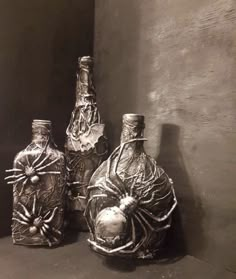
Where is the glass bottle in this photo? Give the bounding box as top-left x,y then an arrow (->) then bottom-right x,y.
5,120 -> 66,247
65,56 -> 108,231
85,114 -> 177,258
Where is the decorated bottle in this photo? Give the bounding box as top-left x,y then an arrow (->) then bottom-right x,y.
85,114 -> 177,258
65,56 -> 108,231
5,120 -> 66,247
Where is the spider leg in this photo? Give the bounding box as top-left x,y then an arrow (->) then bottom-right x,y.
43,210 -> 51,219
51,226 -> 62,236
111,139 -> 148,195
18,202 -> 32,219
42,223 -> 62,236
44,207 -> 58,224
118,216 -> 144,254
130,172 -> 140,196
109,143 -> 129,194
5,168 -> 22,172
137,210 -> 171,232
25,153 -> 31,167
84,194 -> 107,235
32,139 -> 49,167
19,178 -> 28,196
105,177 -> 125,196
14,209 -> 31,223
140,189 -> 172,205
5,173 -> 25,181
17,161 -> 25,168
141,177 -> 168,197
105,151 -> 125,196
118,213 -> 149,254
6,175 -> 26,185
39,228 -> 52,247
38,206 -> 42,216
88,239 -> 134,254
12,217 -> 28,226
33,154 -> 51,169
38,171 -> 61,175
32,195 -> 37,215
139,187 -> 177,222
36,157 -> 60,172
88,184 -> 120,198
41,225 -> 59,242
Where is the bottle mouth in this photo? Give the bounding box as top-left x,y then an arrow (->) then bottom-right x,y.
123,114 -> 145,128
32,119 -> 52,131
33,119 -> 52,125
79,56 -> 93,66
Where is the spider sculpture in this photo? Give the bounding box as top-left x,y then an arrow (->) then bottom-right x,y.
85,138 -> 177,258
12,195 -> 61,247
5,141 -> 61,195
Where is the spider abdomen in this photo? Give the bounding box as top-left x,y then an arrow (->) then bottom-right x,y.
95,206 -> 128,248
30,175 -> 40,184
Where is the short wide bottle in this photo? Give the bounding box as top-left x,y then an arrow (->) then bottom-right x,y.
5,120 -> 66,247
85,114 -> 177,258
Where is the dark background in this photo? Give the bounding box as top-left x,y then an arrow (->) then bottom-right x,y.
1,0 -> 236,274
0,0 -> 94,236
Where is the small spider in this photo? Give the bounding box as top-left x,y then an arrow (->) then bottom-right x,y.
85,138 -> 177,257
5,141 -> 61,195
12,195 -> 61,247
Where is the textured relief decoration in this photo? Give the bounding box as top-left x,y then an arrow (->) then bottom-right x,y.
5,120 -> 66,247
65,56 -> 108,230
85,114 -> 177,258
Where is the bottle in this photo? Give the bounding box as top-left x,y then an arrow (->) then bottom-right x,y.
5,120 -> 66,247
65,56 -> 108,231
85,114 -> 177,258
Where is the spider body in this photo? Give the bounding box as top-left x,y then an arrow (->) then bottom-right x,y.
13,195 -> 61,247
5,141 -> 61,195
85,139 -> 177,258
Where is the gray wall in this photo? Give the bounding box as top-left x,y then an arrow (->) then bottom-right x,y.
0,0 -> 94,236
94,0 -> 236,272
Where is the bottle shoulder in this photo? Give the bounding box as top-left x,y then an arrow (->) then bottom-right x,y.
13,143 -> 65,166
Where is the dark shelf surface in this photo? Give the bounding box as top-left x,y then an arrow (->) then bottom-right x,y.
0,232 -> 235,279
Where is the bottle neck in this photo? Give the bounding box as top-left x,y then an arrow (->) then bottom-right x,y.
31,120 -> 52,145
120,115 -> 145,153
67,57 -> 100,138
75,57 -> 96,107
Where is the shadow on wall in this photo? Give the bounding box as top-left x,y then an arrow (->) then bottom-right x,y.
157,124 -> 206,257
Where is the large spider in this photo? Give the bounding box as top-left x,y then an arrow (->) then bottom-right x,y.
5,141 -> 61,195
85,138 -> 177,257
12,195 -> 61,247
